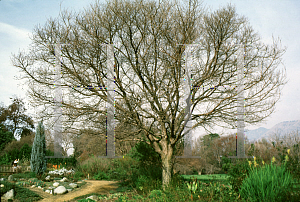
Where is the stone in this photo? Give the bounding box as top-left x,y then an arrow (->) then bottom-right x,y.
48,186 -> 55,189
53,182 -> 59,187
67,189 -> 72,192
69,183 -> 78,188
45,176 -> 51,181
0,184 -> 4,187
8,175 -> 14,181
0,178 -> 6,181
31,185 -> 36,188
86,195 -> 99,201
54,186 -> 67,195
38,186 -> 42,189
60,177 -> 68,182
3,189 -> 14,200
45,190 -> 51,194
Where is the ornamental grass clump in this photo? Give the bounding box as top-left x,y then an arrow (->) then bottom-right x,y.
239,150 -> 295,202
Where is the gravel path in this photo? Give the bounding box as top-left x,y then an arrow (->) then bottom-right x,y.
27,180 -> 121,202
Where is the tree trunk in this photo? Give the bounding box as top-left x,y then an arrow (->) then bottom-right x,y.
161,141 -> 174,191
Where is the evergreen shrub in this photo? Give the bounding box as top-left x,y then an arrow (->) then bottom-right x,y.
30,121 -> 47,177
127,140 -> 162,181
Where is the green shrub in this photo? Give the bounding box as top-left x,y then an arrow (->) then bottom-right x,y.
0,152 -> 10,165
239,162 -> 295,201
109,156 -> 139,183
127,140 -> 162,181
134,175 -> 150,191
147,189 -> 167,201
74,171 -> 85,179
93,171 -> 109,180
227,158 -> 252,193
12,172 -> 36,179
76,156 -> 109,177
19,144 -> 32,161
221,156 -> 232,173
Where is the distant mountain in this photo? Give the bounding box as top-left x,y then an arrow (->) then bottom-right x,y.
245,127 -> 269,143
245,120 -> 300,143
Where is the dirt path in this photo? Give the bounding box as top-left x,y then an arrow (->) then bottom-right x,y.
27,180 -> 122,202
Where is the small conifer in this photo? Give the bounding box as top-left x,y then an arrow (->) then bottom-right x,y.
30,121 -> 47,176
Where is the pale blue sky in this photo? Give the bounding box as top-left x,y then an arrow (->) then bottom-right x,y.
0,0 -> 299,142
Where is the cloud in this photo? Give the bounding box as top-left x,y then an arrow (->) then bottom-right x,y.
0,21 -> 31,43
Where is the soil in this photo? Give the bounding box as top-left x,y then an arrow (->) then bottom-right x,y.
27,180 -> 122,202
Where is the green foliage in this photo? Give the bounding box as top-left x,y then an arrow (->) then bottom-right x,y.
109,157 -> 140,183
0,97 -> 35,140
221,156 -> 232,173
227,159 -> 252,193
93,171 -> 109,180
77,199 -> 96,202
201,133 -> 220,147
239,162 -> 295,201
134,175 -> 150,192
0,180 -> 42,202
20,143 -> 32,161
30,121 -> 47,176
147,189 -> 167,201
7,148 -> 19,163
127,140 -> 162,181
0,128 -> 15,152
74,171 -> 85,180
275,143 -> 300,181
286,143 -> 300,180
12,172 -> 36,179
0,152 -> 10,165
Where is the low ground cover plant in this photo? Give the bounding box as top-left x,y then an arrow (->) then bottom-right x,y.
0,180 -> 42,202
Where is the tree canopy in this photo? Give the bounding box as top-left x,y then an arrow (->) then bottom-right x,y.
12,0 -> 287,189
0,96 -> 35,139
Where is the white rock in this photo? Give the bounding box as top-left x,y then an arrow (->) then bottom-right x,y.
53,182 -> 59,187
60,177 -> 68,182
69,183 -> 77,188
67,189 -> 72,192
8,175 -> 14,181
3,189 -> 14,200
31,185 -> 36,188
86,195 -> 98,201
38,186 -> 42,189
45,175 -> 50,180
54,186 -> 67,195
0,184 -> 4,187
48,186 -> 55,189
0,178 -> 6,181
45,190 -> 51,194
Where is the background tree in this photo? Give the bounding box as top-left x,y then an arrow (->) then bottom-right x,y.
200,133 -> 220,148
0,96 -> 35,139
12,0 -> 287,189
30,121 -> 47,177
0,129 -> 15,155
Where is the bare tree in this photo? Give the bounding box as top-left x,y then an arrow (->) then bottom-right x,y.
12,0 -> 287,189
